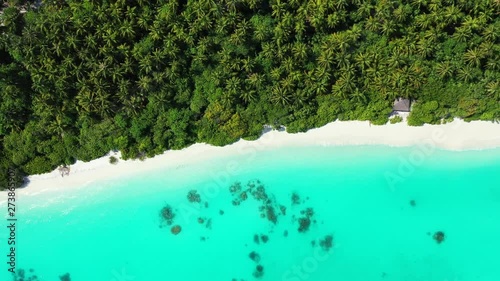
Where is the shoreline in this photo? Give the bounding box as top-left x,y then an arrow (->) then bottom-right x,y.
5,119 -> 500,196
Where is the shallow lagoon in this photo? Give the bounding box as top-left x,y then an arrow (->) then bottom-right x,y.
2,146 -> 500,281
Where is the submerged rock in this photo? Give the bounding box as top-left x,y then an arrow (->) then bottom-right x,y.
253,234 -> 260,244
283,230 -> 288,237
297,207 -> 315,232
59,273 -> 71,281
253,265 -> 264,278
230,182 -> 242,194
205,218 -> 212,229
433,231 -> 445,244
260,235 -> 269,243
219,210 -> 224,215
198,217 -> 204,224
301,207 -> 314,217
240,191 -> 248,201
171,225 -> 182,235
252,185 -> 268,201
410,200 -> 416,207
249,251 -> 261,263
14,268 -> 40,281
298,217 -> 311,233
265,206 -> 278,224
160,204 -> 175,225
280,205 -> 287,215
291,192 -> 300,205
319,235 -> 333,251
187,190 -> 201,203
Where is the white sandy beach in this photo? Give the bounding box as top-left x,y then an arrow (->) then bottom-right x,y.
8,119 -> 500,195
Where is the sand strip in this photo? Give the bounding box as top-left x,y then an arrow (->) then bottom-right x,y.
6,119 -> 500,195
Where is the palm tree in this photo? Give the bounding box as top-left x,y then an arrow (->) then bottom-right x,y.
94,86 -> 113,117
280,75 -> 295,92
274,22 -> 291,46
335,53 -> 352,70
45,111 -> 71,137
220,91 -> 234,108
399,36 -> 417,56
225,76 -> 241,95
355,52 -> 371,72
246,73 -> 263,91
245,0 -> 261,10
381,20 -> 396,37
292,42 -> 308,61
486,56 -> 500,71
226,0 -> 240,13
355,2 -> 373,19
270,85 -> 292,106
76,87 -> 95,114
348,24 -> 362,42
482,24 -> 498,41
52,41 -> 63,57
365,16 -> 380,32
294,18 -> 306,37
435,61 -> 454,79
452,26 -> 471,43
486,81 -> 499,99
463,48 -> 482,67
137,75 -> 153,92
139,57 -> 153,74
336,72 -> 356,94
125,4 -> 137,19
240,90 -> 257,104
138,8 -> 152,30
388,51 -> 405,68
151,71 -> 166,85
311,74 -> 329,96
411,0 -> 429,11
415,14 -> 433,29
119,20 -> 135,39
417,38 -> 434,58
317,51 -> 334,71
457,66 -> 473,82
271,0 -> 286,20
462,15 -> 480,32
332,32 -> 350,53
266,62 -> 281,79
351,88 -> 367,104
66,35 -> 78,50
443,5 -> 462,25
326,12 -> 341,29
393,5 -> 409,23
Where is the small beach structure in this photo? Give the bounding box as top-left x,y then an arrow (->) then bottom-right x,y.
58,165 -> 70,177
393,98 -> 411,113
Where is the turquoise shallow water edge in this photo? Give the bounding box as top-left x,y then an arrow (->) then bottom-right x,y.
2,145 -> 500,281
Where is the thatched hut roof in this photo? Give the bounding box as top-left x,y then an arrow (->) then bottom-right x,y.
393,98 -> 411,112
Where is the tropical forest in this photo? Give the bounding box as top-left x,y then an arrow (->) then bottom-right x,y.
0,0 -> 499,189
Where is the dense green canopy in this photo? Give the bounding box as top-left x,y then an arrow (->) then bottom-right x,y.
1,0 -> 499,189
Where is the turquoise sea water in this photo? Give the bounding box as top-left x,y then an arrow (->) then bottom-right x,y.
2,145 -> 500,281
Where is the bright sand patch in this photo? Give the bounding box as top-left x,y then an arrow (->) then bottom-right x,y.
12,119 -> 500,195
